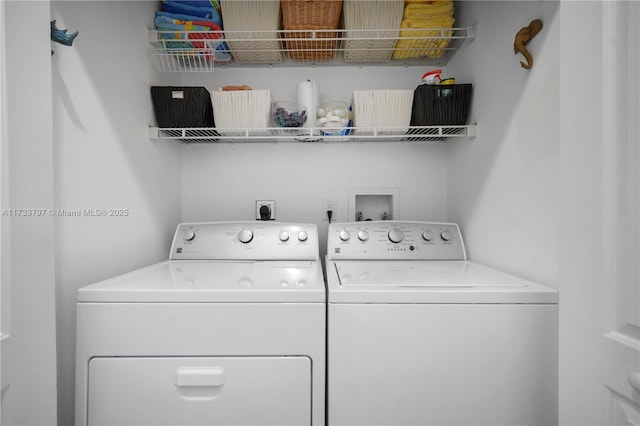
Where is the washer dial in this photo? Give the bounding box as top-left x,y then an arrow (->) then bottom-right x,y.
388,228 -> 404,244
238,228 -> 254,244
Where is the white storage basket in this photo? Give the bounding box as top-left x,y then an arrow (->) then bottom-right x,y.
343,0 -> 404,63
352,90 -> 414,135
210,90 -> 273,136
221,1 -> 283,64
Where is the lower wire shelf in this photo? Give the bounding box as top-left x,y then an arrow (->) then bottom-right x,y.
148,124 -> 477,143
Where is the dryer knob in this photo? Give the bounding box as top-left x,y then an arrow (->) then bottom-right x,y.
339,230 -> 350,241
388,228 -> 404,244
440,230 -> 452,242
422,231 -> 433,242
279,231 -> 290,242
297,230 -> 308,242
358,230 -> 369,241
183,230 -> 196,241
238,228 -> 254,244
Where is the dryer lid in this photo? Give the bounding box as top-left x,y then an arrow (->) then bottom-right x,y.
78,260 -> 325,303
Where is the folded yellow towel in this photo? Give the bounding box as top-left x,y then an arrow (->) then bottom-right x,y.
404,2 -> 454,19
404,0 -> 449,4
393,15 -> 455,59
401,15 -> 455,28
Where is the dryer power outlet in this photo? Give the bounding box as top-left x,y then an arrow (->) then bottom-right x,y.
256,200 -> 276,221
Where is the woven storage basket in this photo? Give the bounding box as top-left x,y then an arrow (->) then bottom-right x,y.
410,84 -> 472,126
281,0 -> 343,61
343,0 -> 404,63
151,86 -> 215,128
221,0 -> 283,64
210,90 -> 273,136
352,90 -> 414,135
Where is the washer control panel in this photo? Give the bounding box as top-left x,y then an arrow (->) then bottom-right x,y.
327,221 -> 466,260
171,222 -> 319,260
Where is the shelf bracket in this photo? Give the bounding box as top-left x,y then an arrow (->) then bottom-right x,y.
467,22 -> 479,41
148,126 -> 160,140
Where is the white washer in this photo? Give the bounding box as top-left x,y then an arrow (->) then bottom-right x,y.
75,222 -> 325,426
326,221 -> 558,426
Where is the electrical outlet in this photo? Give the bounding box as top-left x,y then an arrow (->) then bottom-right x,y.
256,200 -> 276,221
322,199 -> 337,221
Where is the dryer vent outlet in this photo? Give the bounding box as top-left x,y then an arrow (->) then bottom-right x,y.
256,200 -> 276,221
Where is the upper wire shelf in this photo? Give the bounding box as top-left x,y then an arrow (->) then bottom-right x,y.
148,25 -> 476,71
149,125 -> 477,143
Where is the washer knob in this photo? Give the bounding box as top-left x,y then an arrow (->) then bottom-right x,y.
279,231 -> 290,242
422,231 -> 433,242
238,228 -> 254,244
183,230 -> 196,241
298,230 -> 308,242
440,230 -> 452,242
339,230 -> 350,241
388,228 -> 404,244
358,230 -> 369,241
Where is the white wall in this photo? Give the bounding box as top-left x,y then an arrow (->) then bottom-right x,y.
446,1 -> 560,288
557,2 -> 607,424
50,2 -> 182,425
2,1 -> 58,424
180,65 -> 450,254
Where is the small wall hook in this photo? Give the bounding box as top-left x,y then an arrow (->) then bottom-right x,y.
51,20 -> 78,55
513,19 -> 543,69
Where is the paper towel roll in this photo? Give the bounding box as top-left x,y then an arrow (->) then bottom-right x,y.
296,80 -> 319,132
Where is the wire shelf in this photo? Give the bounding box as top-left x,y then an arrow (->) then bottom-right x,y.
148,26 -> 476,71
148,124 -> 477,143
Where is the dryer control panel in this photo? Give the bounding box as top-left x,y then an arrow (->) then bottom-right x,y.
327,221 -> 466,260
170,222 -> 319,260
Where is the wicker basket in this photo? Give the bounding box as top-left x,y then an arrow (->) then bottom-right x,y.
352,90 -> 414,135
281,0 -> 343,61
343,0 -> 404,63
221,0 -> 283,64
210,90 -> 273,136
410,84 -> 472,126
151,86 -> 215,128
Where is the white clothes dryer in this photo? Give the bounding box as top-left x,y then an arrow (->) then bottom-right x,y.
326,221 -> 558,426
75,222 -> 325,426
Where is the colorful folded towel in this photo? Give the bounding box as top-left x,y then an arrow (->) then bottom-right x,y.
156,10 -> 221,28
155,15 -> 231,61
170,0 -> 216,8
404,1 -> 454,19
163,0 -> 219,20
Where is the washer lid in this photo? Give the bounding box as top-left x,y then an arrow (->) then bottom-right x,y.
328,260 -> 557,304
78,260 -> 325,303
